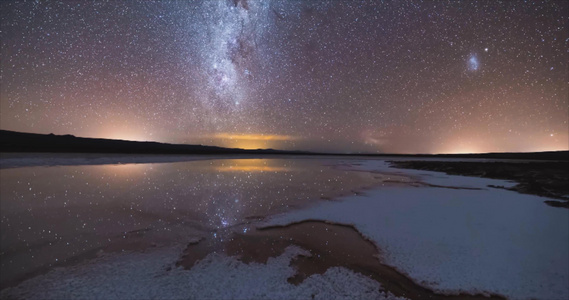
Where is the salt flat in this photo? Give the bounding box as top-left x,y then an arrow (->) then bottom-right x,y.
1,157 -> 567,299
265,160 -> 569,299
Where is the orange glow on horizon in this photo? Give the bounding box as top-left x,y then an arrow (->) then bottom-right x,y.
215,159 -> 292,172
209,133 -> 298,150
434,131 -> 569,155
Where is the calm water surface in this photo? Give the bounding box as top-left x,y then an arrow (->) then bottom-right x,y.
0,158 -> 387,288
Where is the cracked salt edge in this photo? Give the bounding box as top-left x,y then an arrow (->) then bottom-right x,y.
0,245 -> 405,300
262,160 -> 569,300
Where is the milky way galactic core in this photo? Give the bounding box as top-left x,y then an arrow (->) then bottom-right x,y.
1,0 -> 567,153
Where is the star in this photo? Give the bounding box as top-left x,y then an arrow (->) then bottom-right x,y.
0,0 -> 566,154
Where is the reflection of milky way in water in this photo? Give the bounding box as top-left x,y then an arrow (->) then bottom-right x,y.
0,159 -> 407,287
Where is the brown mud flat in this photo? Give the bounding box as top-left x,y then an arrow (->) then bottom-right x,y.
390,161 -> 569,208
177,221 -> 505,300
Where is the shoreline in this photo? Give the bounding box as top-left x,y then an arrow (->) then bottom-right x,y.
0,158 -> 414,293
2,158 -> 568,299
389,160 -> 569,207
2,151 -> 567,170
179,220 -> 505,300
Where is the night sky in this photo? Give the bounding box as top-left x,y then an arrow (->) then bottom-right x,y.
1,0 -> 567,154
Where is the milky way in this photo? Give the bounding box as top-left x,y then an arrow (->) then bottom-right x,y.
1,0 -> 567,153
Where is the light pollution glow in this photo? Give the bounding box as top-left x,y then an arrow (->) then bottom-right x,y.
211,133 -> 298,150
0,1 -> 567,154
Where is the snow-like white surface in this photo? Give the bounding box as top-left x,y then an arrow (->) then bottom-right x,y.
265,160 -> 569,300
0,245 -> 404,300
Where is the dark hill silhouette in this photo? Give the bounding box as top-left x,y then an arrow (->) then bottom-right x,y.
0,130 -> 308,155
1,129 -> 567,161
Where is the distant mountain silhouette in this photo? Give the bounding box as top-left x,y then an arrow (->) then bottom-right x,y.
1,129 -> 567,161
0,130 -> 308,155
